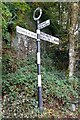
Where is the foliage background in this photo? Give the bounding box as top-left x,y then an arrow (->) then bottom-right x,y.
2,2 -> 79,118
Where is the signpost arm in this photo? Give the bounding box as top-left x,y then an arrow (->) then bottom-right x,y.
37,20 -> 43,111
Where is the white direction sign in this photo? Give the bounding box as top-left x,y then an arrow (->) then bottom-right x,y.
16,26 -> 37,39
40,32 -> 59,45
16,26 -> 59,44
38,19 -> 50,30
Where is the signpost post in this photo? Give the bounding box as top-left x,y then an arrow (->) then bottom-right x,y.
33,7 -> 43,111
16,7 -> 59,111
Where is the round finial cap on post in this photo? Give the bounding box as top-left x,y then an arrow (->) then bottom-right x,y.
33,7 -> 42,21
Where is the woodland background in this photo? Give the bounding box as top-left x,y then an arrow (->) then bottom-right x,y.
1,2 -> 80,119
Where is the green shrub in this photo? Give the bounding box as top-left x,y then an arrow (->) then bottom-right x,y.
2,57 -> 78,104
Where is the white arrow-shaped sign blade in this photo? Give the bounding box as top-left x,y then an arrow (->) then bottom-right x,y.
16,26 -> 37,39
38,19 -> 50,29
40,32 -> 59,45
16,26 -> 59,44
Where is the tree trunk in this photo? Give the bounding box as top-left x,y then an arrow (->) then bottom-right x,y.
58,2 -> 62,25
74,6 -> 80,77
69,3 -> 79,77
75,3 -> 80,77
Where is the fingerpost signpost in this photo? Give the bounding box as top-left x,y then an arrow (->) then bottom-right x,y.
16,7 -> 59,111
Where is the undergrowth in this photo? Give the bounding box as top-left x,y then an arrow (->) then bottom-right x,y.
2,56 -> 78,103
2,51 -> 79,118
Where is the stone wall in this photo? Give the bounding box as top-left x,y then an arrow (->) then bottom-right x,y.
13,33 -> 36,59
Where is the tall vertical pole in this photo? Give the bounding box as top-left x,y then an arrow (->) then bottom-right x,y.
33,7 -> 43,111
36,20 -> 43,111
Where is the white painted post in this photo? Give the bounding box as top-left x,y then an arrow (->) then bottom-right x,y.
33,7 -> 43,111
37,20 -> 43,111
